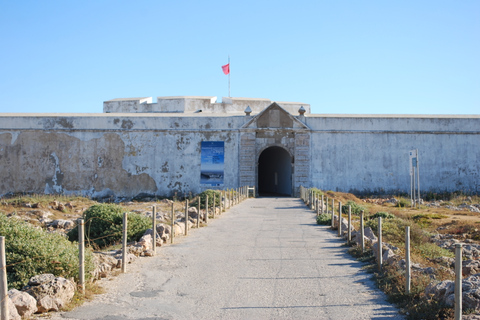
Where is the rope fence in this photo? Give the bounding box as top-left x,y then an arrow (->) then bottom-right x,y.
299,185 -> 464,317
1,186 -> 254,318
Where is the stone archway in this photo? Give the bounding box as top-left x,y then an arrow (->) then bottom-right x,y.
257,146 -> 292,196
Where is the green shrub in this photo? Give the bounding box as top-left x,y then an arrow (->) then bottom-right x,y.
370,212 -> 395,220
416,242 -> 454,259
196,189 -> 222,209
68,204 -> 150,249
0,213 -> 94,290
310,188 -> 324,196
316,213 -> 331,225
395,197 -> 411,208
341,200 -> 367,215
365,216 -> 407,246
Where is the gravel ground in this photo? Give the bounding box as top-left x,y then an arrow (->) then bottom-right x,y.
53,197 -> 404,320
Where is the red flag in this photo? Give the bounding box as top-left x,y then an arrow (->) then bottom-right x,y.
221,63 -> 230,75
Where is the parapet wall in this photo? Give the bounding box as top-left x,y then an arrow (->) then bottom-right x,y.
103,96 -> 311,115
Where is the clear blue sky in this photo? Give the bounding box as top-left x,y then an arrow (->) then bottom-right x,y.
1,1 -> 478,114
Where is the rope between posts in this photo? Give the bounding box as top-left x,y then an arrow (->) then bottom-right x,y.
1,186 -> 253,318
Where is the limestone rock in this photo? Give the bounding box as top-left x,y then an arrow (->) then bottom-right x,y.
115,253 -> 137,267
25,274 -> 75,313
29,210 -> 52,220
57,202 -> 66,211
464,288 -> 480,312
5,294 -> 21,320
138,234 -> 153,251
187,206 -> 198,218
174,222 -> 184,235
156,224 -> 171,242
92,252 -> 119,279
464,260 -> 480,277
425,280 -> 454,305
144,226 -> 169,245
384,198 -> 398,205
8,288 -> 38,318
363,227 -> 378,245
50,219 -> 75,229
425,274 -> 480,311
28,274 -> 56,286
382,249 -> 396,265
127,244 -> 144,256
144,249 -> 155,257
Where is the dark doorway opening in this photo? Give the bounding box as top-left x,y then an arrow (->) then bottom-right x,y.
258,146 -> 292,197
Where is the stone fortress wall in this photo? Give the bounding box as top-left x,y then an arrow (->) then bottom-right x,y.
0,96 -> 478,198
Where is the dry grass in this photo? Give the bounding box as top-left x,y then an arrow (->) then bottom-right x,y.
63,281 -> 105,311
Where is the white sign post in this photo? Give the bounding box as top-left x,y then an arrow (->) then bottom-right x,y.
409,149 -> 420,207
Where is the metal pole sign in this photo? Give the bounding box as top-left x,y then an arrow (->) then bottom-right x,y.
409,149 -> 420,207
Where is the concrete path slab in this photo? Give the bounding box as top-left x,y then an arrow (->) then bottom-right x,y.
55,197 -> 404,320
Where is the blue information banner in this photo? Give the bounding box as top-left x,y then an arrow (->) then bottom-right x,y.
200,141 -> 224,186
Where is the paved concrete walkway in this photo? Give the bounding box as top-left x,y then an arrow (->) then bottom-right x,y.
56,197 -> 403,320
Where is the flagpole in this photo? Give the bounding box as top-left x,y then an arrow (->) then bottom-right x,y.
228,55 -> 231,97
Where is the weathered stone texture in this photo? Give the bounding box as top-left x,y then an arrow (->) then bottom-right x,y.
0,100 -> 478,197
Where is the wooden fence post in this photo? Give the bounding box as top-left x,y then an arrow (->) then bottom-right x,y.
213,194 -> 216,219
152,206 -> 156,255
0,236 -> 8,320
337,201 -> 342,236
347,205 -> 351,244
311,190 -> 315,210
455,243 -> 463,320
405,226 -> 411,294
219,192 -> 222,215
205,195 -> 209,224
171,202 -> 175,244
78,218 -> 85,290
197,197 -> 200,228
331,198 -> 335,228
184,200 -> 188,236
223,190 -> 226,212
321,195 -> 324,215
360,210 -> 365,252
122,212 -> 128,273
378,216 -> 382,272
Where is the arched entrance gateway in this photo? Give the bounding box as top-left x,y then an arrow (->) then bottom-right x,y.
258,146 -> 292,196
238,102 -> 311,197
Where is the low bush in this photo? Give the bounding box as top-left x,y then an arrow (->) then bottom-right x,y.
341,200 -> 367,215
0,213 -> 94,290
395,197 -> 411,208
412,213 -> 448,228
310,188 -> 324,196
196,189 -> 222,209
67,204 -> 151,249
316,213 -> 331,225
365,216 -> 417,247
370,211 -> 395,220
415,242 -> 454,260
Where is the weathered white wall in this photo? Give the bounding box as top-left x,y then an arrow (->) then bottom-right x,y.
0,113 -> 246,197
0,110 -> 478,198
307,115 -> 480,194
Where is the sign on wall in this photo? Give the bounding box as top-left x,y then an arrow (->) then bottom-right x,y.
200,141 -> 224,186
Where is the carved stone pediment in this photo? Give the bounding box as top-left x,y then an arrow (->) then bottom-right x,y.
242,102 -> 309,130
